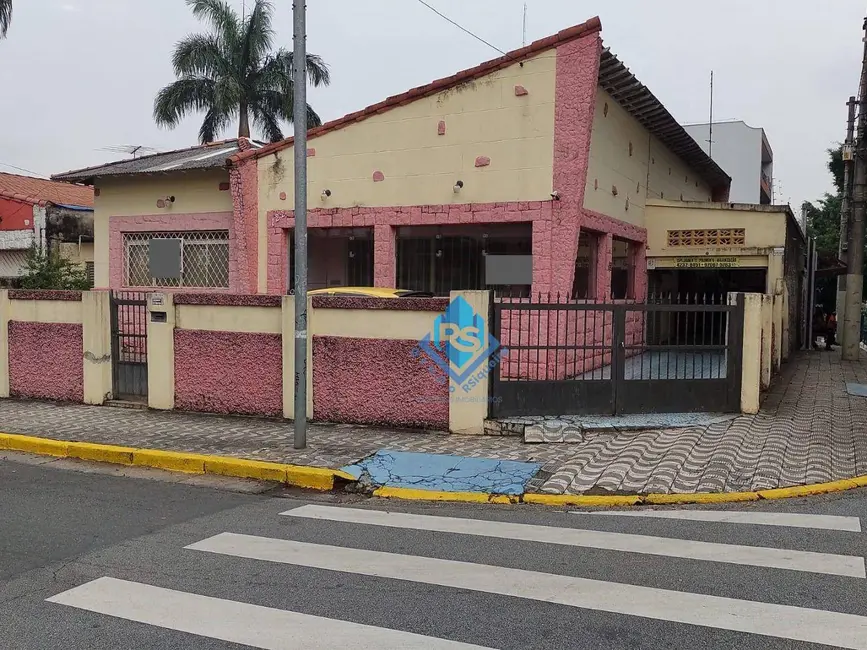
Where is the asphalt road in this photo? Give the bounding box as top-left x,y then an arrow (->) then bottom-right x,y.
2,453 -> 867,650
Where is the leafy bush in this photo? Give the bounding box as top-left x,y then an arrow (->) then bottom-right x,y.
18,244 -> 92,290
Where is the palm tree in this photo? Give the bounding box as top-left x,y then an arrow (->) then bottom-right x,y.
0,0 -> 12,38
154,0 -> 330,144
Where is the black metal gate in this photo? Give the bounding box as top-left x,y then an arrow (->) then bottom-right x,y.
110,291 -> 149,401
490,295 -> 744,417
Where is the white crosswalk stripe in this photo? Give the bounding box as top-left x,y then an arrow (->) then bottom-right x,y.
188,532 -> 867,649
283,504 -> 865,577
46,504 -> 867,649
571,508 -> 864,532
47,577 -> 493,650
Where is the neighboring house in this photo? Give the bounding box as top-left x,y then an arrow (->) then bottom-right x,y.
683,120 -> 774,204
53,139 -> 261,291
55,17 -> 734,301
0,172 -> 94,286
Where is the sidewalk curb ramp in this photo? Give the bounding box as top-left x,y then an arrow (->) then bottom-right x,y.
3,432 -> 866,505
0,433 -> 355,491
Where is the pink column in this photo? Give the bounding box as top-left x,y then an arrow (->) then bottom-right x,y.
373,224 -> 396,288
595,233 -> 613,301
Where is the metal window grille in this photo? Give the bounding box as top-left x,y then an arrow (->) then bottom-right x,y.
85,261 -> 95,287
667,228 -> 745,247
396,225 -> 532,296
123,231 -> 230,288
572,230 -> 600,299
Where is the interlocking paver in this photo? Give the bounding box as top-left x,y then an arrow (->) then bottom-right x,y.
1,350 -> 866,495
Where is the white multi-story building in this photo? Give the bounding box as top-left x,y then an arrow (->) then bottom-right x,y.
683,121 -> 773,205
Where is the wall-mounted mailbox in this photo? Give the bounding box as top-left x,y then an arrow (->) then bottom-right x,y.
151,312 -> 167,323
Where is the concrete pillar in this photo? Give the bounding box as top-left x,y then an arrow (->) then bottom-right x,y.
772,282 -> 784,372
735,292 -> 763,414
281,295 -> 296,419
448,290 -> 492,435
760,294 -> 773,390
782,281 -> 790,361
0,290 -> 8,398
373,224 -> 396,288
82,291 -> 112,405
146,292 -> 175,410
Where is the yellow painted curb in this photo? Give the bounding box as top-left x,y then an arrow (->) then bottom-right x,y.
643,491 -> 761,505
523,494 -> 643,507
374,486 -> 520,504
67,442 -> 134,466
0,432 -> 347,492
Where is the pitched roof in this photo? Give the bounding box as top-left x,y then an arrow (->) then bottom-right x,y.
52,139 -> 263,184
230,16 -> 603,164
229,16 -> 729,191
0,172 -> 93,208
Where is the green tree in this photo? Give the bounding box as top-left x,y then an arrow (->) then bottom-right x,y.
19,245 -> 92,290
0,0 -> 11,38
154,0 -> 330,144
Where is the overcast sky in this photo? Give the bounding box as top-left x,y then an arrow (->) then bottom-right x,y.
0,0 -> 863,208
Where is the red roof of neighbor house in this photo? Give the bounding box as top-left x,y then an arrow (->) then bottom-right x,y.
229,16 -> 603,164
0,172 -> 94,208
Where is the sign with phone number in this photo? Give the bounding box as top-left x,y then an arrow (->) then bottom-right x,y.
675,257 -> 739,269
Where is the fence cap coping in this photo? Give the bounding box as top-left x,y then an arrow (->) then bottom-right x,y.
173,294 -> 282,307
311,296 -> 450,312
8,290 -> 83,302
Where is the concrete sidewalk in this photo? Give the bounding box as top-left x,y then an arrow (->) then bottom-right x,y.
1,351 -> 866,496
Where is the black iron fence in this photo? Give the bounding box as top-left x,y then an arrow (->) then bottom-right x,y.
110,290 -> 149,401
489,292 -> 743,417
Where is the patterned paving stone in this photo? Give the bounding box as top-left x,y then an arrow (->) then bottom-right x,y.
0,350 -> 865,495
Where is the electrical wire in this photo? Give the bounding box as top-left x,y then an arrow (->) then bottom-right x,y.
0,161 -> 48,178
415,0 -> 508,56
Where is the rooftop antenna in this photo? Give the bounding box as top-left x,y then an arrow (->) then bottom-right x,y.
522,2 -> 527,46
98,145 -> 159,159
708,70 -> 714,159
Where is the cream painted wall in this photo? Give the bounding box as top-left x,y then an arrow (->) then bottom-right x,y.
175,304 -> 282,334
583,89 -> 713,227
92,170 -> 232,288
58,241 -> 94,265
645,201 -> 787,257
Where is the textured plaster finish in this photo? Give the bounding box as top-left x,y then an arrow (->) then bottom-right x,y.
108,212 -> 238,291
229,155 -> 259,293
313,336 -> 449,429
474,156 -> 491,168
8,321 -> 83,401
0,229 -> 35,250
174,329 -> 282,416
548,31 -> 603,296
174,293 -> 282,307
514,85 -> 529,96
311,296 -> 449,311
372,171 -> 385,182
9,290 -> 82,301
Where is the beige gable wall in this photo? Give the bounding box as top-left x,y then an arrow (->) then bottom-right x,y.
583,89 -> 713,228
258,51 -> 557,215
91,170 -> 232,288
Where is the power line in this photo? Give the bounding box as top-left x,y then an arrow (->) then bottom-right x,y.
415,0 -> 507,56
0,161 -> 48,178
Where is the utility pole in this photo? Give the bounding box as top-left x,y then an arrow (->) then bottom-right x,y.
708,71 -> 714,159
841,16 -> 867,360
836,97 -> 857,324
292,0 -> 309,447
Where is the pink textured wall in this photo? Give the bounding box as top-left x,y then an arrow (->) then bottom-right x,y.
313,336 -> 449,430
174,329 -> 282,416
108,212 -> 238,292
229,151 -> 259,293
8,321 -> 83,401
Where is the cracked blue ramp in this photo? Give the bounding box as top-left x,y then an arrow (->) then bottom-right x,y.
341,450 -> 541,495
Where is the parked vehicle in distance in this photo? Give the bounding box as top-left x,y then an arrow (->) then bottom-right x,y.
306,287 -> 434,298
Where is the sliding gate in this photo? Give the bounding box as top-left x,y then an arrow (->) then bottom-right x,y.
489,295 -> 744,417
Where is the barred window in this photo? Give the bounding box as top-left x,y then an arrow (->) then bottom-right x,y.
123,231 -> 230,288
85,261 -> 95,288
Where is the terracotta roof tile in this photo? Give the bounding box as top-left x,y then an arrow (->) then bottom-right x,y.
230,17 -> 603,164
0,172 -> 93,207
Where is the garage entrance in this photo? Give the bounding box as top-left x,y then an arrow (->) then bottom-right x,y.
649,268 -> 767,298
